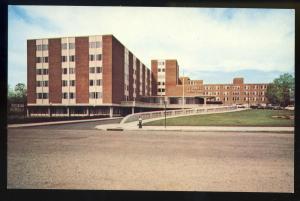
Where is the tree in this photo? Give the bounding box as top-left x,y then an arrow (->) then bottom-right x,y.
266,73 -> 294,107
8,83 -> 27,103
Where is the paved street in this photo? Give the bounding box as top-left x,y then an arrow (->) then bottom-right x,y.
7,126 -> 294,192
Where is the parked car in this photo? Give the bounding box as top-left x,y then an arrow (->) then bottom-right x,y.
250,105 -> 258,109
257,104 -> 266,109
285,105 -> 294,110
237,104 -> 246,108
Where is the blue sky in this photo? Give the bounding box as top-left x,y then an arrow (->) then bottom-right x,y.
8,6 -> 295,87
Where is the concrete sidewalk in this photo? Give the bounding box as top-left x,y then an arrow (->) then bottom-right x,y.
8,117 -> 123,128
95,121 -> 294,132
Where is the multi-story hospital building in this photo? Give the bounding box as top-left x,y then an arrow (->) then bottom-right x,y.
27,34 -> 269,117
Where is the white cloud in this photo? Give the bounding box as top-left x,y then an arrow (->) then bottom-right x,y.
8,6 -> 294,86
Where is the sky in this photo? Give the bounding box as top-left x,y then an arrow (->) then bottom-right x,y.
8,6 -> 295,87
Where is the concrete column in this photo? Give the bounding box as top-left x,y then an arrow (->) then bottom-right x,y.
26,108 -> 30,117
87,107 -> 90,116
67,107 -> 70,117
48,107 -> 52,117
132,107 -> 135,114
204,98 -> 207,107
109,107 -> 113,118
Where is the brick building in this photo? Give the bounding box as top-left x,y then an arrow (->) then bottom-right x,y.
27,35 -> 152,117
27,35 -> 269,117
151,59 -> 269,106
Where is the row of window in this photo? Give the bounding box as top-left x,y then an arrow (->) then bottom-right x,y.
158,88 -> 165,92
89,79 -> 102,86
62,68 -> 75,74
204,85 -> 267,90
89,41 -> 101,48
37,41 -> 102,51
36,54 -> 102,63
157,82 -> 165,85
37,81 -> 48,87
89,92 -> 102,99
89,54 -> 102,61
89,67 -> 102,73
62,80 -> 75,86
63,92 -> 75,99
222,97 -> 265,101
36,44 -> 48,51
205,91 -> 265,96
37,57 -> 48,63
37,93 -> 48,99
158,68 -> 165,72
62,55 -> 75,62
36,69 -> 48,75
62,43 -> 75,50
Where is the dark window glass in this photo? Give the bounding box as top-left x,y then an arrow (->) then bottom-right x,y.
69,55 -> 75,62
96,41 -> 101,48
96,67 -> 102,73
63,68 -> 68,74
70,80 -> 75,86
63,93 -> 68,99
69,93 -> 75,99
89,55 -> 94,61
62,80 -> 68,86
89,80 -> 94,86
44,57 -> 48,63
69,43 -> 75,49
96,54 -> 102,61
69,68 -> 75,74
62,56 -> 67,62
62,43 -> 68,49
89,67 -> 95,73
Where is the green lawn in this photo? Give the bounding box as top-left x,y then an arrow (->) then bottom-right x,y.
144,109 -> 294,127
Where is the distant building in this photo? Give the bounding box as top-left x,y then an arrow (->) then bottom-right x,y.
27,35 -> 269,117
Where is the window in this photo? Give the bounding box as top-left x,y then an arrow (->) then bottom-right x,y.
161,88 -> 165,92
62,43 -> 68,49
43,81 -> 48,87
89,55 -> 94,61
96,41 -> 101,48
157,82 -> 160,85
96,54 -> 101,61
69,55 -> 75,62
69,80 -> 75,86
62,80 -> 68,86
43,69 -> 48,75
42,44 -> 48,50
63,93 -> 68,99
96,67 -> 102,73
63,68 -> 68,74
89,42 -> 96,48
89,92 -> 102,99
89,67 -> 95,73
69,68 -> 75,74
44,57 -> 48,63
96,79 -> 102,86
42,93 -> 47,99
37,81 -> 41,87
62,56 -> 68,62
158,68 -> 161,72
69,93 -> 75,99
37,57 -> 42,63
162,82 -> 165,85
36,69 -> 42,75
162,68 -> 165,72
69,43 -> 75,49
89,80 -> 94,86
36,45 -> 42,51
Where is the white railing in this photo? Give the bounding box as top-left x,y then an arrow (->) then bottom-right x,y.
120,101 -> 223,109
121,105 -> 238,124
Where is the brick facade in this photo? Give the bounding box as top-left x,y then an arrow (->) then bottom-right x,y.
27,40 -> 36,104
48,38 -> 62,103
75,37 -> 89,103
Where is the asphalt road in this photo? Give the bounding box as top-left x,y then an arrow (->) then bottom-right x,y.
7,128 -> 294,192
